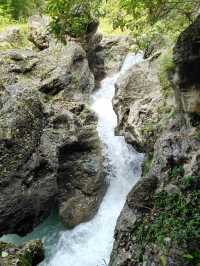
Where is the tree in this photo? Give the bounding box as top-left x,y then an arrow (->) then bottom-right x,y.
103,0 -> 200,52
119,0 -> 200,24
0,0 -> 45,20
47,0 -> 102,40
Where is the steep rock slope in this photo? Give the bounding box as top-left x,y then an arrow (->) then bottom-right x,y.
0,39 -> 106,236
90,36 -> 134,83
110,16 -> 200,266
113,56 -> 174,153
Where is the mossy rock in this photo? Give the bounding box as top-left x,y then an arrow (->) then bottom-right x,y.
0,240 -> 44,266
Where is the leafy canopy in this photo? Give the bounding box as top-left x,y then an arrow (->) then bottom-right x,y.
47,0 -> 102,40
0,0 -> 45,20
102,0 -> 200,51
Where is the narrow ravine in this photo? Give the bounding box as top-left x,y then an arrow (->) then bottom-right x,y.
1,53 -> 143,266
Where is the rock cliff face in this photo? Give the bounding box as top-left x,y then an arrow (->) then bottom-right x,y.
110,15 -> 200,266
173,15 -> 200,115
113,56 -> 174,152
90,36 -> 134,84
0,33 -> 106,235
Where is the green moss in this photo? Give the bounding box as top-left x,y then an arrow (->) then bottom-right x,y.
142,153 -> 153,177
158,49 -> 175,98
0,242 -> 13,253
195,131 -> 200,142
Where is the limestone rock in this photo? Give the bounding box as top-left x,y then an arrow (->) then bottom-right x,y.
0,27 -> 20,44
173,15 -> 200,115
109,121 -> 200,266
28,15 -> 50,50
0,42 -> 105,235
110,21 -> 200,264
0,27 -> 21,50
113,57 -> 173,152
90,36 -> 134,83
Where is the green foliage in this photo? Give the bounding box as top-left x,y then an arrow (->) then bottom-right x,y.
99,17 -> 130,36
142,153 -> 153,177
158,49 -> 175,98
195,131 -> 200,142
47,0 -> 102,40
182,176 -> 200,190
103,0 -> 200,52
0,23 -> 30,50
133,190 -> 200,263
0,0 -> 45,20
183,251 -> 200,265
118,0 -> 200,25
169,165 -> 184,178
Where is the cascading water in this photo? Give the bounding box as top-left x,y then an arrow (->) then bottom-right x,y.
1,53 -> 143,266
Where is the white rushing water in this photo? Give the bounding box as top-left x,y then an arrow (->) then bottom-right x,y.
1,53 -> 143,266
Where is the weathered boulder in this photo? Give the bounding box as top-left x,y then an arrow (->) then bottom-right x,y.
173,15 -> 200,115
0,27 -> 21,50
0,27 -> 20,43
51,99 -> 106,228
0,240 -> 44,266
113,57 -> 174,152
36,42 -> 95,101
28,15 -> 50,50
0,41 -> 105,236
0,42 -> 94,101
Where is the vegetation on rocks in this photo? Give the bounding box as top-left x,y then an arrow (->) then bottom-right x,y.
158,48 -> 175,98
0,240 -> 44,266
47,0 -> 102,40
133,188 -> 200,265
0,0 -> 200,266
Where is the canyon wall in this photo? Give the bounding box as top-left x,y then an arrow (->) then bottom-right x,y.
110,15 -> 200,266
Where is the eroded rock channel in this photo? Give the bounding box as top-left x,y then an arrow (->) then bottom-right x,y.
0,15 -> 143,266
1,13 -> 199,266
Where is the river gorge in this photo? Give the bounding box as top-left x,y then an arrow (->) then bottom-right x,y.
1,53 -> 144,265
0,13 -> 200,266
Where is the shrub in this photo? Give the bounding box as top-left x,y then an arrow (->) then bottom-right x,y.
47,0 -> 102,40
133,191 -> 200,263
169,165 -> 184,178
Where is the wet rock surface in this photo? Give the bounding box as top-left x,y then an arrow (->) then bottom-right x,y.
0,40 -> 106,236
90,36 -> 134,85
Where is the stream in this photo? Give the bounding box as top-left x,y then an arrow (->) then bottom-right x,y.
1,53 -> 143,266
